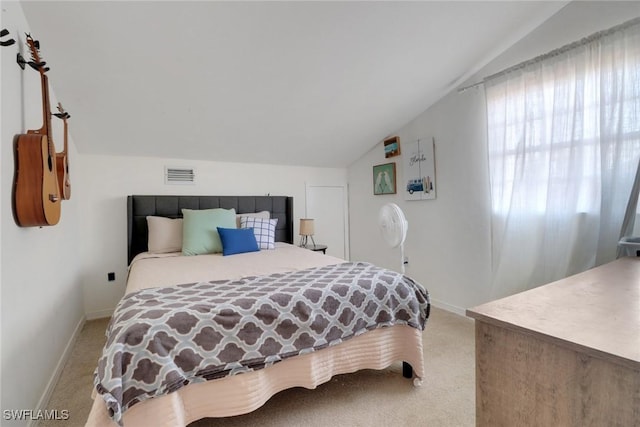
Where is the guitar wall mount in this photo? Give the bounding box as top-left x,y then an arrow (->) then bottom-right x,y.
17,52 -> 26,70
1,28 -> 16,46
1,29 -> 25,70
15,34 -> 49,72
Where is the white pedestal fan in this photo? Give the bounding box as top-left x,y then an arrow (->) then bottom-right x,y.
378,203 -> 408,274
378,203 -> 423,386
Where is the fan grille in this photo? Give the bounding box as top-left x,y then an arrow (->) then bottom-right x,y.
379,203 -> 407,248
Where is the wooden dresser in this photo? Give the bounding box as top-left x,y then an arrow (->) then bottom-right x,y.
467,257 -> 640,426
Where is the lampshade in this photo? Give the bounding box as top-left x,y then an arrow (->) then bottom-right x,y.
299,218 -> 315,236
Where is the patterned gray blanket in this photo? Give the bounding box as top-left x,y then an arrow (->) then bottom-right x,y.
94,262 -> 430,424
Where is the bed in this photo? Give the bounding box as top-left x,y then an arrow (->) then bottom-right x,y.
85,195 -> 430,427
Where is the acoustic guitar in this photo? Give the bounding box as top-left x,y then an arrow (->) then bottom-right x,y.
53,102 -> 71,200
13,34 -> 61,226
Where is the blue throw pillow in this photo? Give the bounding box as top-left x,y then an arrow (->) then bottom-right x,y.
217,227 -> 260,256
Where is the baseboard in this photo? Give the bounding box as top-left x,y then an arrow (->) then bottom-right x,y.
86,308 -> 114,320
28,314 -> 86,427
429,298 -> 467,317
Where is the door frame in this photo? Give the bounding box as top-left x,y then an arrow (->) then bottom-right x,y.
305,182 -> 350,260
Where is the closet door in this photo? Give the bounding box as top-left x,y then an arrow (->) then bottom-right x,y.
305,184 -> 349,260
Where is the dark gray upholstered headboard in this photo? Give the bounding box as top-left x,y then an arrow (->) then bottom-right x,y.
127,195 -> 294,264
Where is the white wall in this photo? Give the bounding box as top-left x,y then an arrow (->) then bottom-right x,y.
347,1 -> 639,314
1,2 -> 84,422
77,154 -> 347,318
348,90 -> 492,314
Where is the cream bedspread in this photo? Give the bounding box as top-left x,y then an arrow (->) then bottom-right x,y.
126,243 -> 345,294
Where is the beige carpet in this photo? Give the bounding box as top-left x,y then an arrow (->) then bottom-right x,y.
39,307 -> 476,427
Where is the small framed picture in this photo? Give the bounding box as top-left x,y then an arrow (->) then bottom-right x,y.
383,136 -> 401,158
373,162 -> 396,195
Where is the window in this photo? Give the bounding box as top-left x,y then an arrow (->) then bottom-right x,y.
487,55 -> 640,216
485,18 -> 640,297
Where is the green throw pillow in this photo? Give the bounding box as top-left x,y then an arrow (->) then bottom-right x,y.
181,208 -> 237,255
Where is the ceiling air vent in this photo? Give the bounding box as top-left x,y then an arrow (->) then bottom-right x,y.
165,167 -> 195,185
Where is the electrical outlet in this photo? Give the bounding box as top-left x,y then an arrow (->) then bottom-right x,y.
107,272 -> 115,281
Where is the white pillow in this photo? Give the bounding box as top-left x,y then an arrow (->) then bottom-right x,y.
236,210 -> 270,228
240,217 -> 278,250
146,216 -> 183,253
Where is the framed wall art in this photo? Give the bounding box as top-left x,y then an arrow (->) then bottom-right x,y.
383,136 -> 401,158
403,137 -> 436,201
373,162 -> 396,195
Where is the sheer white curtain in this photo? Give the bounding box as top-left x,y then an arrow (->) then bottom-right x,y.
485,18 -> 640,298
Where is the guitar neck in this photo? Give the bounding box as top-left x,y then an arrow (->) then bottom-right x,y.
62,118 -> 68,154
41,74 -> 51,134
41,73 -> 54,157
26,34 -> 53,153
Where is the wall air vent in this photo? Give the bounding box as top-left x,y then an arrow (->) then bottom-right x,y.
165,167 -> 195,185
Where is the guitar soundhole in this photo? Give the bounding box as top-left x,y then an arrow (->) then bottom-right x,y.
48,155 -> 53,172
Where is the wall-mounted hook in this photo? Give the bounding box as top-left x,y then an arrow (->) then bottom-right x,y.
16,52 -> 26,70
1,28 -> 16,47
27,60 -> 48,72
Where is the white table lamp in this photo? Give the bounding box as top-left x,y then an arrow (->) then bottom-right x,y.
299,218 -> 316,248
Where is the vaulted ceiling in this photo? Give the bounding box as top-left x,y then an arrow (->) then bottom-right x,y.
20,1 -> 567,168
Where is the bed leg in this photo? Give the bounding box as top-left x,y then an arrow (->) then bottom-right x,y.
402,362 -> 413,379
402,362 -> 423,386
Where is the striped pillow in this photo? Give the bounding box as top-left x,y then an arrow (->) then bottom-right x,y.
240,217 -> 278,250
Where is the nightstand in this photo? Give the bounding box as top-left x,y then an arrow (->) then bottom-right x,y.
302,244 -> 327,254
